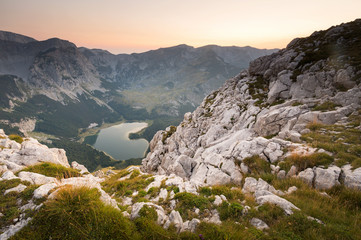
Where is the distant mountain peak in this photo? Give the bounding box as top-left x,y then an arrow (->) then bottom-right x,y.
0,30 -> 37,44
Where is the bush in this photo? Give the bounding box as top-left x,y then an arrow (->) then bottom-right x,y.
20,163 -> 81,179
218,202 -> 244,221
174,192 -> 210,211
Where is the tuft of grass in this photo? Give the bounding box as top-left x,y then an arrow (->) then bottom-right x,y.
20,163 -> 81,179
243,155 -> 272,175
279,153 -> 333,172
162,126 -> 177,144
8,134 -> 23,144
11,186 -> 141,240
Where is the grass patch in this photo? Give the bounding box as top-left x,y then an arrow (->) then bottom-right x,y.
11,186 -> 140,240
20,163 -> 81,179
312,101 -> 340,112
301,118 -> 361,169
218,201 -> 244,221
243,155 -> 272,175
174,192 -> 211,220
199,185 -> 244,201
0,179 -> 33,229
279,153 -> 334,172
101,169 -> 154,198
8,134 -> 23,144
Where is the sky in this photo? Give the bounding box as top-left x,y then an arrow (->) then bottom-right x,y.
0,0 -> 360,54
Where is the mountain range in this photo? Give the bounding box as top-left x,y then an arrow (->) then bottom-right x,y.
0,31 -> 276,139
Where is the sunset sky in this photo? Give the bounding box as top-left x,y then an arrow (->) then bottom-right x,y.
1,0 -> 360,54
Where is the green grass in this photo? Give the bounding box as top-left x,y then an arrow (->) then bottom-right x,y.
279,152 -> 334,172
162,126 -> 177,144
218,201 -> 244,221
174,192 -> 211,220
312,101 -> 340,112
8,134 -> 23,144
301,119 -> 361,169
101,169 -> 154,199
20,163 -> 81,179
10,186 -> 200,240
199,185 -> 244,201
243,155 -> 272,175
11,186 -> 140,240
0,179 -> 38,229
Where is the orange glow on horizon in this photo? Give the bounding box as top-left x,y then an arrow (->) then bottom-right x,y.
1,0 -> 360,54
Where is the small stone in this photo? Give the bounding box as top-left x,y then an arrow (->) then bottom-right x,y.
250,218 -> 269,230
277,170 -> 286,179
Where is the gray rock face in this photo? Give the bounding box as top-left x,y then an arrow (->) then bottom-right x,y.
18,172 -> 55,185
341,165 -> 361,190
71,161 -> 89,174
297,168 -> 315,186
250,218 -> 269,230
0,136 -> 69,169
4,184 -> 27,195
0,217 -> 32,240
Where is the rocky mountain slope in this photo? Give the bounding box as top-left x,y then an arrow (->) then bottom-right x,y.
0,31 -> 276,139
142,19 -> 361,188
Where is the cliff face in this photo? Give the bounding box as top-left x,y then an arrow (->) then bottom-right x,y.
142,19 -> 361,189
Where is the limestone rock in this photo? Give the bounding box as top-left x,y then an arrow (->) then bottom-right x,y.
18,171 -> 55,185
33,183 -> 57,199
213,195 -> 223,206
181,218 -> 200,233
4,184 -> 27,195
165,210 -> 183,232
314,166 -> 341,190
1,171 -> 19,181
130,202 -> 167,226
341,165 -> 361,190
0,217 -> 32,240
255,190 -> 300,215
297,168 -> 315,186
250,218 -> 269,230
71,161 -> 89,174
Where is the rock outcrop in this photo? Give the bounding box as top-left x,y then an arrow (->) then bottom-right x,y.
142,19 -> 361,192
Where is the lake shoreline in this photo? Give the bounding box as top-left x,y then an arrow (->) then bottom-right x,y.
91,122 -> 150,161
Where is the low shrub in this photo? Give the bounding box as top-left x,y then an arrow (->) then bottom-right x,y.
8,134 -> 23,144
218,201 -> 244,221
174,192 -> 210,211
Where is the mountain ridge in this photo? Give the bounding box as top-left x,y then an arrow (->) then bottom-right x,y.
0,30 -> 276,139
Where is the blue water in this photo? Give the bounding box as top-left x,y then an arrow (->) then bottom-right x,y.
92,122 -> 149,160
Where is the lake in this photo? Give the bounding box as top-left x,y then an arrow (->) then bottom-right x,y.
92,122 -> 149,160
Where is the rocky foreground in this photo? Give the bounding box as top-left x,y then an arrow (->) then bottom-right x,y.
0,19 -> 361,239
